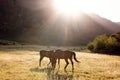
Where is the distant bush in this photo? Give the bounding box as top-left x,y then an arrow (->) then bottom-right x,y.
87,34 -> 120,54
0,40 -> 19,45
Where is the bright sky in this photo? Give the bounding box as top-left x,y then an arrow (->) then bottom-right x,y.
53,0 -> 120,22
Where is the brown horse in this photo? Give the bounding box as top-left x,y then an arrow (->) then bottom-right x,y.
54,50 -> 80,71
39,50 -> 56,68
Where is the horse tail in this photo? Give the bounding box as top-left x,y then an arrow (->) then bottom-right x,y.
39,50 -> 44,67
72,52 -> 80,63
39,51 -> 41,56
39,51 -> 41,66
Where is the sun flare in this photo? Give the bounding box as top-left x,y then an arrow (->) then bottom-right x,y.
53,0 -> 93,16
53,0 -> 81,16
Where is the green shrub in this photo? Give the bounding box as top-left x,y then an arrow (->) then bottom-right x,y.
87,42 -> 94,51
87,34 -> 120,54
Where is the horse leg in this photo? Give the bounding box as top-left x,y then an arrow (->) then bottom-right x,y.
51,58 -> 57,69
70,58 -> 74,71
39,56 -> 44,67
64,59 -> 69,71
58,59 -> 60,70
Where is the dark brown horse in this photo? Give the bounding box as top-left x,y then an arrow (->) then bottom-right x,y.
39,50 -> 56,68
54,50 -> 80,71
39,50 -> 80,71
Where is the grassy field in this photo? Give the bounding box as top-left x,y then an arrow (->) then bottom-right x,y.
0,45 -> 120,80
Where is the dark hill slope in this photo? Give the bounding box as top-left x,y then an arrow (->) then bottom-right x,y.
1,0 -> 120,45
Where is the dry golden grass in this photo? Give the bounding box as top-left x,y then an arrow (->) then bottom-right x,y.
0,46 -> 120,80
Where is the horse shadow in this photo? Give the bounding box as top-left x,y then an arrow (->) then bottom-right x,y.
30,67 -> 77,80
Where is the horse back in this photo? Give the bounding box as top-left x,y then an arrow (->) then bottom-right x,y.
55,50 -> 72,59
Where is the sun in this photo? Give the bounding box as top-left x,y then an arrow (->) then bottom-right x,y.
53,0 -> 81,16
53,0 -> 92,16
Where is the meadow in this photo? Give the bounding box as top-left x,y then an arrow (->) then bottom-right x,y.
0,45 -> 120,80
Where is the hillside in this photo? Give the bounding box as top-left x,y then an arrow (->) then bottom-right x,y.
1,0 -> 120,46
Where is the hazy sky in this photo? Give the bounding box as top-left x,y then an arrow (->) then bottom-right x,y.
87,0 -> 120,22
52,0 -> 120,22
1,0 -> 120,22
